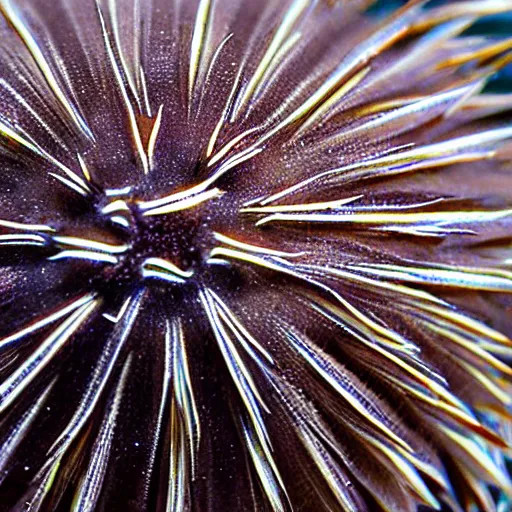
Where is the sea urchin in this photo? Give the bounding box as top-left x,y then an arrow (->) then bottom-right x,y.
0,0 -> 511,511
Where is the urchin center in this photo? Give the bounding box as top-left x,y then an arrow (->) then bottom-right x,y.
128,209 -> 207,283
97,189 -> 221,287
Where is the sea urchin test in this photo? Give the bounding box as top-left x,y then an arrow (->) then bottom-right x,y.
0,1 -> 511,511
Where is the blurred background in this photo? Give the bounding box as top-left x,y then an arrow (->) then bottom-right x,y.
369,0 -> 512,93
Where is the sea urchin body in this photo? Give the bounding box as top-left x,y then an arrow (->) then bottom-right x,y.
0,0 -> 511,511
